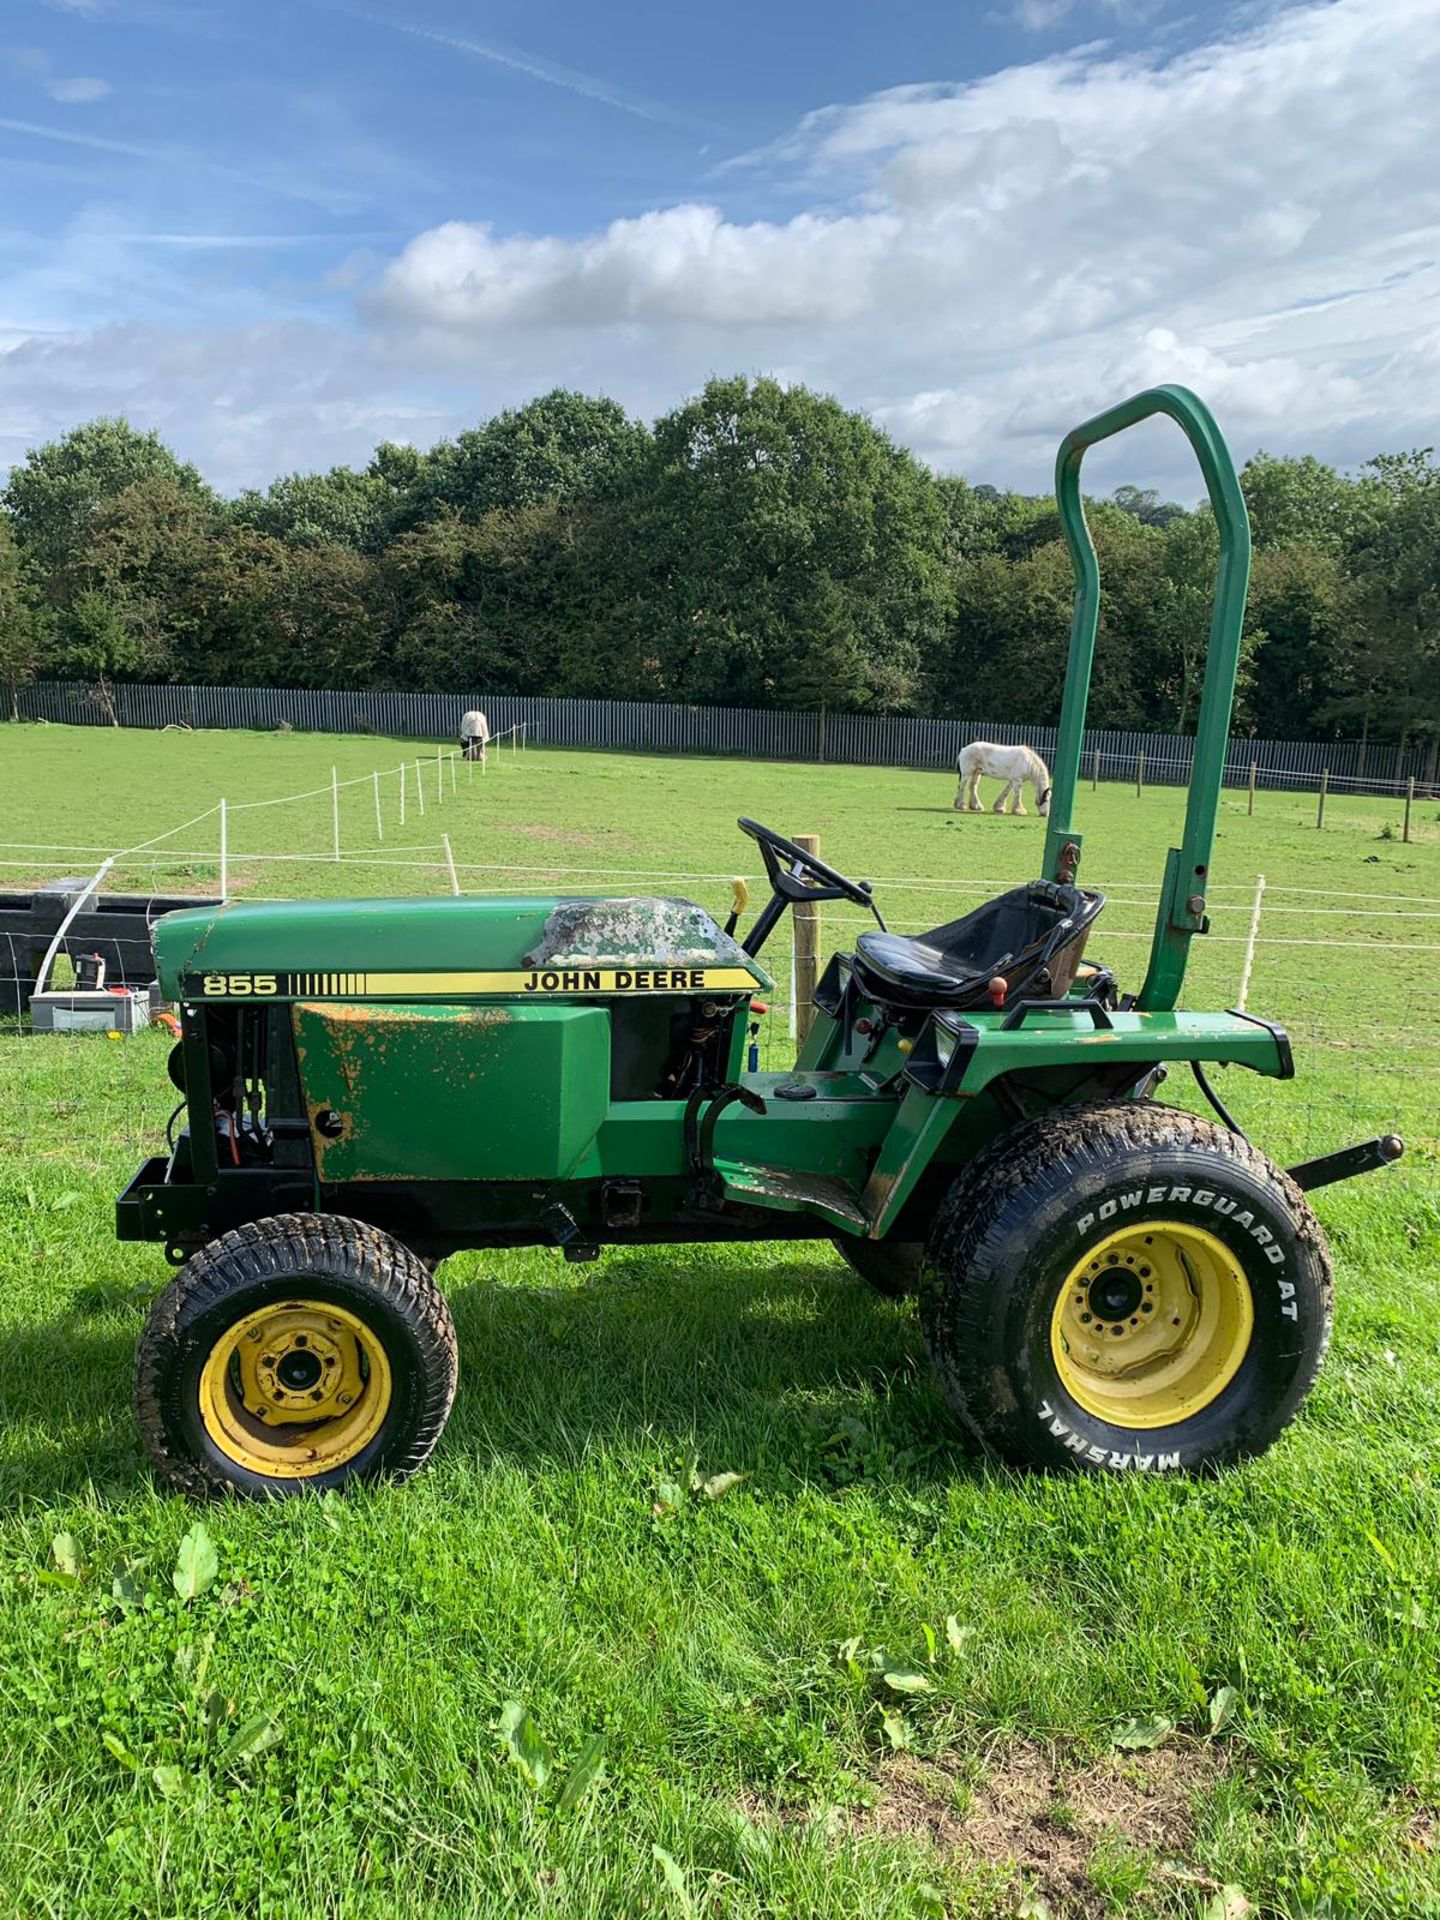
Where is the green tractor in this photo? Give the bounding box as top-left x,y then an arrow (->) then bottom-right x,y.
119,388 -> 1402,1497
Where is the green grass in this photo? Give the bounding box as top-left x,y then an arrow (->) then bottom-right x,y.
1,724 -> 1437,1920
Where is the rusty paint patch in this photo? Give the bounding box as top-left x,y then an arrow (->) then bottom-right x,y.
297,1000 -> 510,1027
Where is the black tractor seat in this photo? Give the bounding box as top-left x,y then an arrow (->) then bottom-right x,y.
852,881 -> 1105,1012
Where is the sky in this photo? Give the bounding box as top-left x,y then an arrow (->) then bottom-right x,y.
1,0 -> 1437,500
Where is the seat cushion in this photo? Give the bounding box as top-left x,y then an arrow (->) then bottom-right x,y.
854,931 -> 982,1001
851,881 -> 1105,1012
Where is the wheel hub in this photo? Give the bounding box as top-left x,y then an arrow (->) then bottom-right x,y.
198,1298 -> 392,1477
1051,1222 -> 1254,1430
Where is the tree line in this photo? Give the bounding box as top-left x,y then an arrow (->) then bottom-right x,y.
1,378 -> 1435,759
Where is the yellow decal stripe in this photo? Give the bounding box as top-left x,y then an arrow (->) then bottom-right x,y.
193,967 -> 757,997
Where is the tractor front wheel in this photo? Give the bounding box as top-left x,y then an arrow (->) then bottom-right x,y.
135,1214 -> 458,1497
921,1103 -> 1333,1473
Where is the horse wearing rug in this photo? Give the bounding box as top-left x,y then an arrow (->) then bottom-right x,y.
955,742 -> 1052,817
460,710 -> 490,765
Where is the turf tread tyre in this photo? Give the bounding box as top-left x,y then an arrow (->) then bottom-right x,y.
920,1101 -> 1333,1472
135,1214 -> 458,1498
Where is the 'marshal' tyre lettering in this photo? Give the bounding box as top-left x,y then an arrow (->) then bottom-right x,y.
1037,1401 -> 1181,1472
1075,1184 -> 1286,1268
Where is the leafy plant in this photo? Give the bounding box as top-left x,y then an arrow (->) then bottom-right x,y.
172,1522 -> 219,1603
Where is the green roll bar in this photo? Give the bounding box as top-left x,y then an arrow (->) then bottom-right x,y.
1040,385 -> 1253,1013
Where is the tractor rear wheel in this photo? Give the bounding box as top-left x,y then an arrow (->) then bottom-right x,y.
832,1236 -> 923,1298
920,1103 -> 1332,1473
135,1214 -> 458,1498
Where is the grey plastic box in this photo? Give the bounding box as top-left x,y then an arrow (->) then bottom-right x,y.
29,989 -> 150,1034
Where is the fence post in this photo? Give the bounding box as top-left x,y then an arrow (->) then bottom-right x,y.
415,761 -> 425,816
1248,760 -> 1257,816
219,797 -> 228,898
1136,751 -> 1145,799
1091,746 -> 1099,792
435,746 -> 443,806
793,833 -> 821,1051
373,770 -> 383,842
399,761 -> 406,828
1316,767 -> 1328,829
331,767 -> 340,861
450,752 -> 457,794
1236,872 -> 1266,1013
442,834 -> 459,896
1404,775 -> 1414,844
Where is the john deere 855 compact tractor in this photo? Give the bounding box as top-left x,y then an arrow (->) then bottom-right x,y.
119,388 -> 1402,1497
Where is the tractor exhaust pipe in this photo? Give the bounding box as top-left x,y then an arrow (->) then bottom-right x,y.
1286,1134 -> 1404,1193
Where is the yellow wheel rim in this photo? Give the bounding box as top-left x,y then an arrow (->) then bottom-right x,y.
198,1299 -> 392,1479
1051,1222 -> 1253,1431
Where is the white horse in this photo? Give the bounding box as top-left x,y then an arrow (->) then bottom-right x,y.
459,709 -> 490,764
955,741 -> 1052,816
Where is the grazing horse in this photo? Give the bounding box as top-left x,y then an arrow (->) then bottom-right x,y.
955,741 -> 1052,816
459,709 -> 490,765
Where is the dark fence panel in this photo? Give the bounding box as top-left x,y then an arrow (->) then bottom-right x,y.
14,680 -> 1434,796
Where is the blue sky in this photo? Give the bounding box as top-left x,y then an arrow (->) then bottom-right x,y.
2,0 -> 1437,495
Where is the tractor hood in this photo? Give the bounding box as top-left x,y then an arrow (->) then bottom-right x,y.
153,894 -> 771,1002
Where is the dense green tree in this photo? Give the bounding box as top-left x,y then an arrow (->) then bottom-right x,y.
232,466 -> 392,552
638,376 -> 949,708
3,417 -> 213,585
1240,451 -> 1384,555
4,389 -> 1437,750
1244,543 -> 1354,739
404,391 -> 649,532
1336,450 -> 1440,767
1112,484 -> 1188,528
0,515 -> 47,719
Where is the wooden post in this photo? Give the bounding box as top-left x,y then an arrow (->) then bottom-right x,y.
442,834 -> 459,895
399,761 -> 406,828
415,760 -> 425,816
793,832 -> 821,1052
1136,751 -> 1145,799
219,797 -> 228,898
1404,775 -> 1414,844
1091,746 -> 1099,792
1248,760 -> 1257,816
331,767 -> 340,861
373,770 -> 383,842
435,745 -> 443,806
1316,767 -> 1328,829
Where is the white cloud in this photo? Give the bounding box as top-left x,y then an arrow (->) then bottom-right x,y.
6,48 -> 111,106
5,0 -> 1440,495
364,0 -> 1440,491
374,206 -> 897,331
46,74 -> 110,103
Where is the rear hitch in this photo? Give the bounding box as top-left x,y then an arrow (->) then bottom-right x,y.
1286,1134 -> 1404,1193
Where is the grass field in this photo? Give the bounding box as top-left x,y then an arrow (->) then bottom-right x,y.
1,724 -> 1437,1920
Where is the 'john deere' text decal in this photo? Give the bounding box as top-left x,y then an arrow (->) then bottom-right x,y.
186,967 -> 756,1000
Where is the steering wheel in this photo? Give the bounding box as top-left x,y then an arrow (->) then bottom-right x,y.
737,818 -> 879,909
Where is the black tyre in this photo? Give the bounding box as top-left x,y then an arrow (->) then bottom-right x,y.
920,1103 -> 1333,1473
135,1214 -> 458,1498
833,1235 -> 923,1299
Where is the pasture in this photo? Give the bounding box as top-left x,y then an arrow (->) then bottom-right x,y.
0,723 -> 1437,1920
